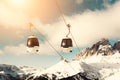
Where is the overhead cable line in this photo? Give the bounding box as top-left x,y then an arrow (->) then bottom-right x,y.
54,0 -> 80,52
53,0 -> 80,73
54,0 -> 68,26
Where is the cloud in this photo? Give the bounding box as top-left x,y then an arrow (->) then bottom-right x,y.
4,44 -> 28,55
2,39 -> 61,55
0,3 -> 29,44
1,1 -> 120,55
75,0 -> 83,4
32,1 -> 120,48
3,43 -> 61,55
0,50 -> 4,55
23,0 -> 120,55
38,42 -> 61,55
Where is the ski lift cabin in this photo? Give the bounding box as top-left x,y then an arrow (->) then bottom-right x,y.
27,35 -> 39,53
61,37 -> 73,53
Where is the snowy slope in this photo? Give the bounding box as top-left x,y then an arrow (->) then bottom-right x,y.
0,64 -> 44,80
26,52 -> 120,80
31,59 -> 83,79
27,60 -> 101,80
0,52 -> 120,80
85,52 -> 120,80
19,66 -> 44,75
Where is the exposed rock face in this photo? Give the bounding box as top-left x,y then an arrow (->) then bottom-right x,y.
76,38 -> 114,59
113,41 -> 120,50
91,38 -> 110,50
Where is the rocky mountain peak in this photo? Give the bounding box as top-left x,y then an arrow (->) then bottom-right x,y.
113,40 -> 120,50
76,38 -> 114,60
91,38 -> 111,50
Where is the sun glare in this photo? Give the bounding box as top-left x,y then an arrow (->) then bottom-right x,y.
12,0 -> 24,5
9,0 -> 26,7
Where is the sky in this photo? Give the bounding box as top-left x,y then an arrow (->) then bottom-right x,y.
0,0 -> 120,68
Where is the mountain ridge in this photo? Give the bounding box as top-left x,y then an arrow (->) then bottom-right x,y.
75,38 -> 120,59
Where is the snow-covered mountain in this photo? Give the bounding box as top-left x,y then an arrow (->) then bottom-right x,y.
0,64 -> 25,80
0,38 -> 120,80
0,64 -> 43,80
26,52 -> 120,80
